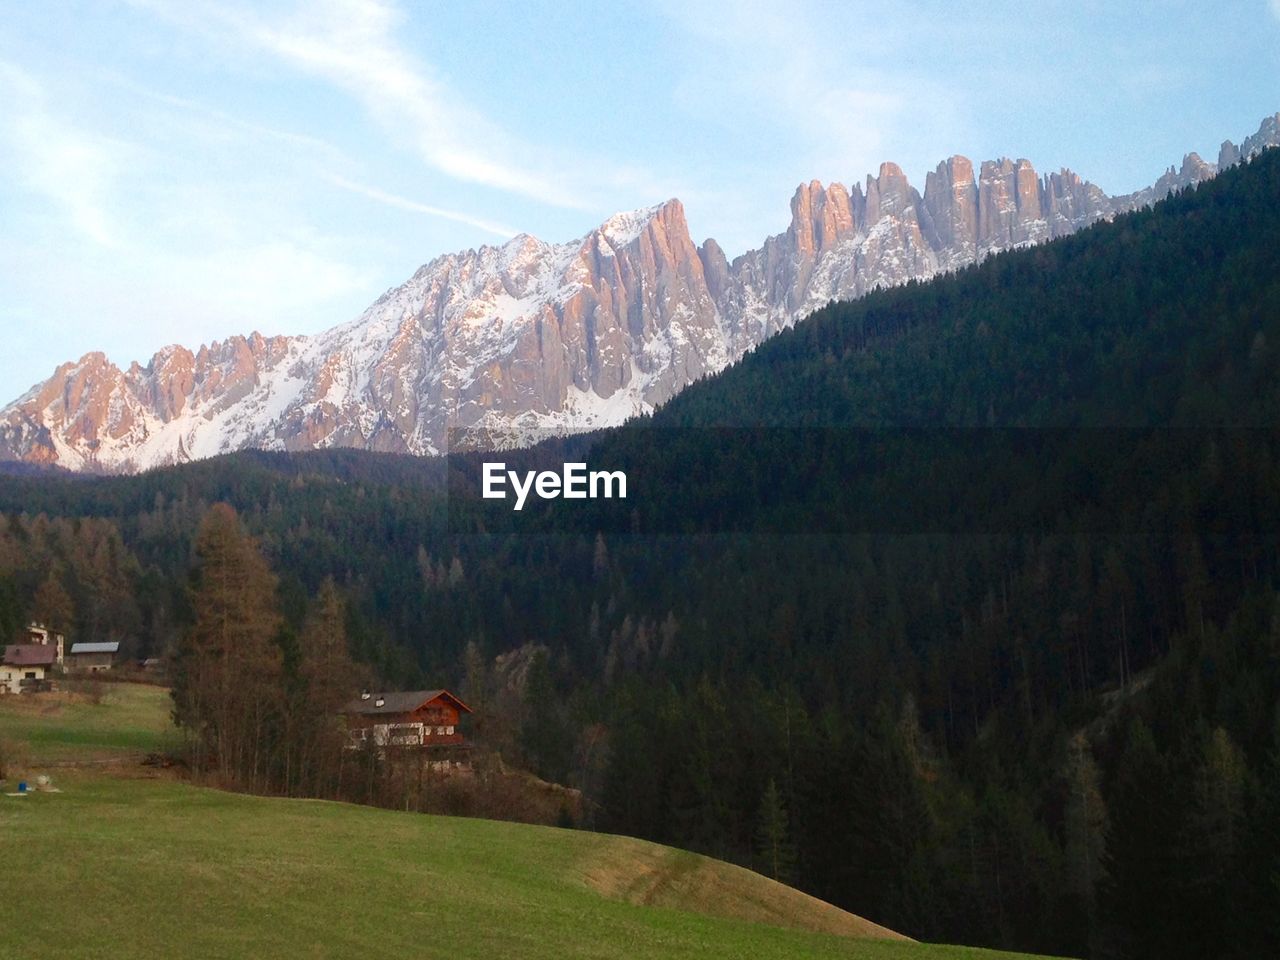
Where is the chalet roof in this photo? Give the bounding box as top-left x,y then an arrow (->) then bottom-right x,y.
341,689 -> 472,716
69,642 -> 120,655
3,644 -> 57,667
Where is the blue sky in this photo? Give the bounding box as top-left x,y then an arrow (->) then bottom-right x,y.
1,0 -> 1278,397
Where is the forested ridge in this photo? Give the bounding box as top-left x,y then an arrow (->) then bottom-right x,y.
3,150 -> 1280,958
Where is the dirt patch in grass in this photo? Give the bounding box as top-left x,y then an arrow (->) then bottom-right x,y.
578,834 -> 910,942
0,692 -> 68,716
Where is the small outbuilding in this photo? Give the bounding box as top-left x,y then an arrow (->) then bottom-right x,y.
67,641 -> 120,673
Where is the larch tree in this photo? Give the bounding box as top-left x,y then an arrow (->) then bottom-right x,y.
175,503 -> 283,789
31,568 -> 74,638
293,577 -> 362,795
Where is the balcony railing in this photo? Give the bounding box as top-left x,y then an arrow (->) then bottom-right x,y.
346,722 -> 465,749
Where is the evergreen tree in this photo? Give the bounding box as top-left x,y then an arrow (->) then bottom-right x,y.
1104,718 -> 1181,959
1176,726 -> 1249,950
518,650 -> 572,782
1063,732 -> 1108,953
1237,736 -> 1280,954
755,777 -> 796,883
462,639 -> 489,724
289,577 -> 361,794
592,533 -> 609,581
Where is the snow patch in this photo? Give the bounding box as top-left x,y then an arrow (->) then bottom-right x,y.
599,203 -> 665,248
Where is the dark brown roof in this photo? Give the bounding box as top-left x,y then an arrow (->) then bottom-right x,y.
3,644 -> 57,667
341,689 -> 472,716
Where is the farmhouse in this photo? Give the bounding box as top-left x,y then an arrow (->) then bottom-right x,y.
1,643 -> 57,694
67,641 -> 120,673
341,689 -> 472,754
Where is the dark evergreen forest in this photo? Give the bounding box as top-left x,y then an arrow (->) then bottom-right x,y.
3,149 -> 1280,959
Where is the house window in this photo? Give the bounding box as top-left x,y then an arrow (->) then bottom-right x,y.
446,726 -> 454,735
25,671 -> 36,679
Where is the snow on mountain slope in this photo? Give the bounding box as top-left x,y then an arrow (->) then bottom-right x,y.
1,200 -> 729,471
3,114 -> 1277,473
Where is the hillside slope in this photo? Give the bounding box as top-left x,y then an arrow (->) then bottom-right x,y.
0,684 -> 980,958
0,775 -> 1065,960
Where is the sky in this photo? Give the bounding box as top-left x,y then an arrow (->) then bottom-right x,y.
1,0 -> 1278,398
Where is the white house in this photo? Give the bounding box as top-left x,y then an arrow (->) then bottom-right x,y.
23,622 -> 64,665
1,644 -> 57,694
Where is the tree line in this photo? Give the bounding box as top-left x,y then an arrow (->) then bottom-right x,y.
171,502 -> 361,795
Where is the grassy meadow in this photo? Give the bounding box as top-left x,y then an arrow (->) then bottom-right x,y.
0,681 -> 176,762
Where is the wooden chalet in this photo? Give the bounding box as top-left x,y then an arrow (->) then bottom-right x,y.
340,689 -> 472,754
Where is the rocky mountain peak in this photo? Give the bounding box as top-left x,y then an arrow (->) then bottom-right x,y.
865,162 -> 919,225
922,156 -> 979,258
598,200 -> 679,249
788,180 -> 857,259
4,114 -> 1278,473
697,238 -> 731,302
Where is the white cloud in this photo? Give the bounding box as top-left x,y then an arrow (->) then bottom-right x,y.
109,76 -> 351,164
643,0 -> 966,254
656,0 -> 925,175
0,231 -> 372,390
154,239 -> 372,325
130,0 -> 594,210
0,63 -> 127,248
0,55 -> 380,391
1272,0 -> 1280,20
327,175 -> 518,238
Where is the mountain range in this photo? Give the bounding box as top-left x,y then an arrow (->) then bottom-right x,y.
3,113 -> 1278,473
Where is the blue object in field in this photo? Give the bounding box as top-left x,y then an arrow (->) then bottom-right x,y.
16,781 -> 26,793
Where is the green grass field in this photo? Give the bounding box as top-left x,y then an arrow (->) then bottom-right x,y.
0,686 -> 1059,960
0,682 -> 176,762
